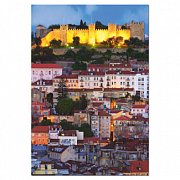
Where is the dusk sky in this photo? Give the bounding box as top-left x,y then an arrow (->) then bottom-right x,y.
32,5 -> 149,35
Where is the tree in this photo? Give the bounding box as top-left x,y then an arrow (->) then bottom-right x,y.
50,39 -> 62,48
48,24 -> 60,29
78,123 -> 93,137
115,36 -> 124,46
64,49 -> 76,59
34,37 -> 42,46
41,117 -> 52,125
31,32 -> 35,42
56,98 -> 74,115
72,61 -> 87,70
131,95 -> 141,102
95,21 -> 108,29
59,119 -> 75,130
73,36 -> 80,46
121,25 -> 127,29
56,77 -> 67,101
80,19 -> 83,26
47,93 -> 53,106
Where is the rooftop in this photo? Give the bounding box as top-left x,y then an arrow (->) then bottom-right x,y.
32,63 -> 62,69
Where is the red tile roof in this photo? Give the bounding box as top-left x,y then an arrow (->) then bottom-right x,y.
32,126 -> 49,133
129,160 -> 149,173
98,110 -> 110,116
132,104 -> 147,109
54,74 -> 78,79
114,115 -> 130,121
60,130 -> 77,136
84,137 -> 99,143
32,64 -> 62,69
121,71 -> 136,75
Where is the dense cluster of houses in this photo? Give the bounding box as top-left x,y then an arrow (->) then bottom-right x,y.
31,61 -> 149,175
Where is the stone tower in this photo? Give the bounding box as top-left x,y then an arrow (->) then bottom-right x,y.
130,21 -> 144,41
88,24 -> 95,45
60,25 -> 68,45
108,24 -> 117,38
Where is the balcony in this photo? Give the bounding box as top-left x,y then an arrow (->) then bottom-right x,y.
80,84 -> 84,87
107,78 -> 110,81
99,79 -> 104,82
106,83 -> 110,87
80,79 -> 84,82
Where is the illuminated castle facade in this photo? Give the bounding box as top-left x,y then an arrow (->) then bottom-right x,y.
38,21 -> 144,47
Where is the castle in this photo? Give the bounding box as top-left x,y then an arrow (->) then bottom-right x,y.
36,21 -> 144,47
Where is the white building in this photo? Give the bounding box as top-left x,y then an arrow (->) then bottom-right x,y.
131,104 -> 149,117
135,73 -> 149,98
78,71 -> 105,89
31,64 -> 63,83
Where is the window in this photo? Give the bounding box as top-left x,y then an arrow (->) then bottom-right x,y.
120,82 -> 122,85
132,82 -> 134,85
49,71 -> 51,75
33,71 -> 35,75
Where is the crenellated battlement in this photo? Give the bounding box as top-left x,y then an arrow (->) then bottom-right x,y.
40,21 -> 144,47
95,29 -> 108,31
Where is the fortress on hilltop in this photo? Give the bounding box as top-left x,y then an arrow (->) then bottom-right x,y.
36,21 -> 144,47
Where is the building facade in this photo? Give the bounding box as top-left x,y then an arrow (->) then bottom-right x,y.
31,64 -> 63,83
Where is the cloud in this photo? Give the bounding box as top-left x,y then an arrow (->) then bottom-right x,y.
122,7 -> 149,24
85,5 -> 98,15
32,5 -> 84,27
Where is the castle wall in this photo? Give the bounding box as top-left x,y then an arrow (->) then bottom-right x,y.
40,22 -> 143,47
95,29 -> 109,43
41,29 -> 60,47
108,24 -> 117,38
116,29 -> 131,42
88,24 -> 95,45
67,29 -> 89,44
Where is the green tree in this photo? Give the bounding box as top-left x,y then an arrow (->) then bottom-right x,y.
56,98 -> 74,115
78,123 -> 93,137
47,93 -> 53,106
34,37 -> 42,46
121,25 -> 127,29
48,24 -> 60,29
31,32 -> 35,42
59,119 -> 75,130
57,77 -> 67,101
41,117 -> 52,125
50,39 -> 62,48
73,36 -> 80,46
64,49 -> 76,59
131,95 -> 141,102
72,61 -> 87,70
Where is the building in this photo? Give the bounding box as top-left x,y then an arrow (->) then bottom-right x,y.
49,146 -> 77,162
31,79 -> 54,94
131,103 -> 149,117
35,24 -> 50,38
31,64 -> 63,83
31,126 -> 49,145
91,110 -> 111,139
123,160 -> 149,175
33,161 -> 58,175
40,21 -> 144,47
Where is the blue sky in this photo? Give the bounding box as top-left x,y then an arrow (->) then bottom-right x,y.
32,5 -> 149,34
